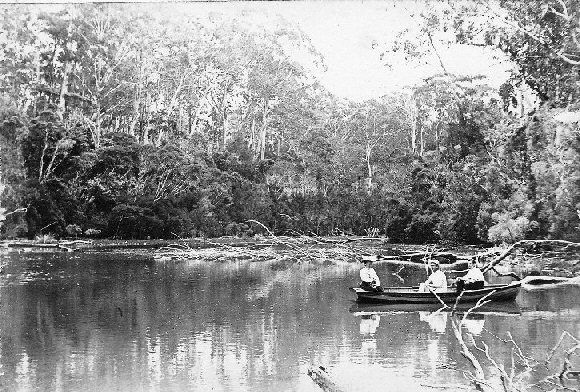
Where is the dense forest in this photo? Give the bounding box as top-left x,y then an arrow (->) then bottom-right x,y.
0,1 -> 579,244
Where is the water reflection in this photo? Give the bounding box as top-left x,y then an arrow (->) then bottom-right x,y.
0,253 -> 578,391
418,311 -> 448,333
359,314 -> 380,360
359,314 -> 380,336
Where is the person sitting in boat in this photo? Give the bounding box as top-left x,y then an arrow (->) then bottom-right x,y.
418,260 -> 448,292
455,259 -> 486,292
359,255 -> 383,292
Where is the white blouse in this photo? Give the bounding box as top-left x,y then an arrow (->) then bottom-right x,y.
360,267 -> 380,286
426,270 -> 447,290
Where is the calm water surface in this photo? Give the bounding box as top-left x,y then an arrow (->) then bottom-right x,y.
0,252 -> 579,391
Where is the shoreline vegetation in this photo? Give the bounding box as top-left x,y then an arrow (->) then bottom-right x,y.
2,236 -> 578,277
1,3 -> 580,248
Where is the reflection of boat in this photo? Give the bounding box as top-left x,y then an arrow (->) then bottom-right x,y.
418,311 -> 448,333
359,314 -> 380,335
462,313 -> 485,335
350,282 -> 521,304
349,300 -> 521,316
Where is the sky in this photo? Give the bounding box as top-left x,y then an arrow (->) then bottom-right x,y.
173,1 -> 513,102
283,1 -> 512,100
27,1 -> 513,102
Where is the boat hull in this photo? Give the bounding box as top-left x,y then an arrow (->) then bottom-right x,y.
351,282 -> 521,304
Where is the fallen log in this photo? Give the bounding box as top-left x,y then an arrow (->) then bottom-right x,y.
391,251 -> 474,264
2,240 -> 94,252
482,240 -> 580,273
307,366 -> 348,392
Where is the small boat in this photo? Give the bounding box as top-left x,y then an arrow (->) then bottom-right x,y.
350,282 -> 521,304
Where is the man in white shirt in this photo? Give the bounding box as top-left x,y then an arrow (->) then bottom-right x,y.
419,260 -> 448,292
456,259 -> 486,291
359,255 -> 383,292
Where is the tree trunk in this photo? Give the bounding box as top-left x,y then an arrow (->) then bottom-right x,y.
93,63 -> 103,147
129,52 -> 144,137
187,105 -> 193,136
259,99 -> 268,160
435,124 -> 440,154
94,101 -> 102,148
365,144 -> 373,193
57,61 -> 72,117
249,116 -> 256,154
28,46 -> 42,114
420,126 -> 425,156
411,125 -> 417,155
406,96 -> 419,155
222,113 -> 229,150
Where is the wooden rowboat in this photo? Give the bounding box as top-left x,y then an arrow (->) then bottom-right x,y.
350,282 -> 521,304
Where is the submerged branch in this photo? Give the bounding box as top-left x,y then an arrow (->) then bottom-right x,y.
450,316 -> 492,392
307,366 -> 348,392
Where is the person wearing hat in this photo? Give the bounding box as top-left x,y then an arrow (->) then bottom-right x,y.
455,259 -> 486,292
418,260 -> 448,292
359,255 -> 383,292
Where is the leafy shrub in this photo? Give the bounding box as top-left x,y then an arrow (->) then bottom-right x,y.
84,228 -> 101,237
65,224 -> 82,238
224,222 -> 251,237
487,214 -> 533,244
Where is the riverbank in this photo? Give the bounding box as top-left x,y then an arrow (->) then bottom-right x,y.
0,236 -> 387,253
1,237 -> 577,276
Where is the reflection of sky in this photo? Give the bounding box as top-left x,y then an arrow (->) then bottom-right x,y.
0,253 -> 579,391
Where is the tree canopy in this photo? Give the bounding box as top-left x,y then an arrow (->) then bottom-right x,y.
0,2 -> 578,244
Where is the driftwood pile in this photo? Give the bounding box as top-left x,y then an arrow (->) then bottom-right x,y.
155,236 -> 379,264
155,219 -> 580,274
481,239 -> 580,273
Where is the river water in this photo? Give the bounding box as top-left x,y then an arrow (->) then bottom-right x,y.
0,251 -> 578,391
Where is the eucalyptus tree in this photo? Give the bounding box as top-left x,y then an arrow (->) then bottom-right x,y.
0,6 -> 60,115
403,0 -> 580,242
333,97 -> 410,193
0,95 -> 26,235
447,0 -> 580,241
448,0 -> 580,106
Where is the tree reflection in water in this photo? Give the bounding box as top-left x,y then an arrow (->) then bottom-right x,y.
0,252 -> 578,391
